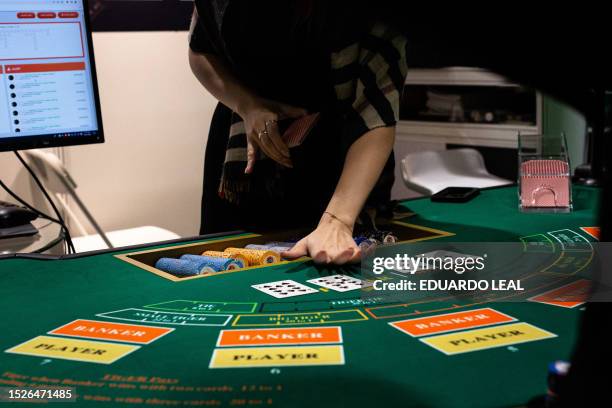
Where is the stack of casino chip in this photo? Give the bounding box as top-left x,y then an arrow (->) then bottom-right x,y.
224,247 -> 281,266
201,250 -> 247,269
368,231 -> 397,244
180,254 -> 242,271
354,236 -> 378,254
246,242 -> 293,255
154,257 -> 216,277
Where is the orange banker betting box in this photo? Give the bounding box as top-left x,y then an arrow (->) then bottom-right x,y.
390,308 -> 516,337
217,326 -> 342,347
528,279 -> 590,308
49,319 -> 174,344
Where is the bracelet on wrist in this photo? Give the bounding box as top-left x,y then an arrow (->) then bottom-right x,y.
323,211 -> 353,232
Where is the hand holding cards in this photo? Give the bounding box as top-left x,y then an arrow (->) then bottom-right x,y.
281,113 -> 320,148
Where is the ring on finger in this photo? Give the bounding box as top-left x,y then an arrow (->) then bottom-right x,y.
257,129 -> 268,141
264,120 -> 276,135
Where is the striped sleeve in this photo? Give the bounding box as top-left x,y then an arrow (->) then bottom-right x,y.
332,21 -> 408,142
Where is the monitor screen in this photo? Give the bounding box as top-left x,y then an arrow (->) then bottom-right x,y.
0,0 -> 103,152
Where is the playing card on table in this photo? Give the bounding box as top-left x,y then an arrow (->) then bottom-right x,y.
306,274 -> 367,292
251,280 -> 318,299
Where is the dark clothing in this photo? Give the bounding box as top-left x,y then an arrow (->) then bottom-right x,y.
200,102 -> 343,233
191,1 -> 406,234
190,1 -> 348,112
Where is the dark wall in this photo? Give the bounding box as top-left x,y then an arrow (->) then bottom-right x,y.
89,0 -> 193,31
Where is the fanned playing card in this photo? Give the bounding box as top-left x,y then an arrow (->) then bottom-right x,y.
282,113 -> 320,148
252,280 -> 318,298
307,275 -> 366,292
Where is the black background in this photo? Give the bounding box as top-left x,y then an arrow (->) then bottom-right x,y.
89,0 -> 193,31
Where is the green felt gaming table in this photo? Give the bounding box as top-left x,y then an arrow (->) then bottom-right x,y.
0,185 -> 601,407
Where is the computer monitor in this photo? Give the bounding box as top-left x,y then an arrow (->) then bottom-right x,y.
0,0 -> 103,152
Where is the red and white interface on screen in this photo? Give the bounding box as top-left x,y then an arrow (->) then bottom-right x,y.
0,0 -> 99,141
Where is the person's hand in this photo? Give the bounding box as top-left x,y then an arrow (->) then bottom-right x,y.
282,212 -> 362,264
238,97 -> 307,173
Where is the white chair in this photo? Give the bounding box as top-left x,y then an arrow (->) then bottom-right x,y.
22,150 -> 179,253
401,148 -> 513,195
